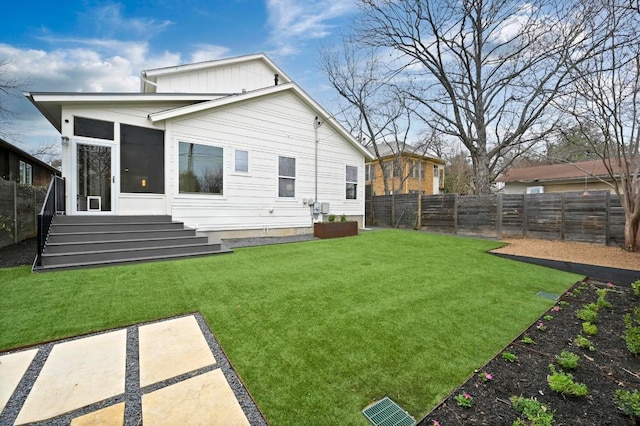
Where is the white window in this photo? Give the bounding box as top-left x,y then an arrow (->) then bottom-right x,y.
433,164 -> 439,177
346,165 -> 358,199
19,161 -> 32,185
178,141 -> 223,194
278,156 -> 295,198
526,186 -> 544,194
365,164 -> 374,181
234,149 -> 249,173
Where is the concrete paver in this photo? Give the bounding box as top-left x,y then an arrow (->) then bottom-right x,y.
139,315 -> 216,387
142,370 -> 250,425
14,330 -> 126,425
0,349 -> 38,412
70,402 -> 125,426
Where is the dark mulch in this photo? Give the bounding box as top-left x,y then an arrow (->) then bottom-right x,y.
0,239 -> 36,268
419,279 -> 640,426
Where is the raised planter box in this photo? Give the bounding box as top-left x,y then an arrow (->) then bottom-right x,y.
313,221 -> 358,239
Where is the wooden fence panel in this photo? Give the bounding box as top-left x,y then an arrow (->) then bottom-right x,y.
563,192 -> 607,244
421,194 -> 456,233
372,195 -> 393,227
393,193 -> 420,228
457,195 -> 497,236
524,193 -> 563,240
501,194 -> 524,238
608,197 -> 626,247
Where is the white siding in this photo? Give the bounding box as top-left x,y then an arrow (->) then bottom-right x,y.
156,61 -> 278,94
165,91 -> 365,231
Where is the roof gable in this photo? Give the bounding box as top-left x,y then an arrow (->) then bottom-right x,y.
140,53 -> 292,94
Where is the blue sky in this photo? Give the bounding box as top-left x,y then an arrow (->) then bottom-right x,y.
0,0 -> 359,154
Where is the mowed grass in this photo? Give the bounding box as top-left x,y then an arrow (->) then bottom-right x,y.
0,230 -> 580,425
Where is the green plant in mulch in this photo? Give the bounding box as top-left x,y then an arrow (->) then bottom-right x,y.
582,322 -> 597,336
613,389 -> 640,419
558,301 -> 570,308
502,351 -> 518,363
573,334 -> 596,351
576,303 -> 598,323
511,396 -> 555,426
327,214 -> 336,222
521,336 -> 535,345
623,307 -> 640,356
454,392 -> 473,408
631,280 -> 640,297
543,314 -> 554,321
595,288 -> 613,309
555,350 -> 580,369
339,213 -> 347,222
547,364 -> 588,396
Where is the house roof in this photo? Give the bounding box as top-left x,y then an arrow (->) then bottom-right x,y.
367,143 -> 444,164
140,53 -> 293,93
495,160 -> 621,183
0,138 -> 60,174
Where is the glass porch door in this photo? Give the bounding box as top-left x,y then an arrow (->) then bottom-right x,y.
76,142 -> 114,213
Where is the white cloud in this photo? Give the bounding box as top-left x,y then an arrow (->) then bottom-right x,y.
266,0 -> 358,55
190,44 -> 231,63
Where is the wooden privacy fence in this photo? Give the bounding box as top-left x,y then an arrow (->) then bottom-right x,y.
368,191 -> 626,246
0,178 -> 47,250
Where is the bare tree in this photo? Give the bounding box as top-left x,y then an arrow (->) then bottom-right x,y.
559,0 -> 640,250
354,0 -> 605,194
0,59 -> 28,138
29,141 -> 62,168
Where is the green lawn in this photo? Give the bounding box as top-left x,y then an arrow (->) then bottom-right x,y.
0,229 -> 581,425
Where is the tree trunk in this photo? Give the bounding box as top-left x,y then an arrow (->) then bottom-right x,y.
470,153 -> 492,195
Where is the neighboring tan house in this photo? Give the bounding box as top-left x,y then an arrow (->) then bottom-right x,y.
495,160 -> 621,194
365,145 -> 445,195
0,138 -> 60,186
26,53 -> 373,238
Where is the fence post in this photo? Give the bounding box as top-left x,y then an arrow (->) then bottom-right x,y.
605,191 -> 611,246
496,193 -> 503,240
522,193 -> 528,238
417,192 -> 422,229
13,181 -> 18,244
453,193 -> 459,235
560,192 -> 566,241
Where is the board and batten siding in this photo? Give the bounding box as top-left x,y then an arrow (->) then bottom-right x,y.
165,90 -> 365,232
156,61 -> 278,94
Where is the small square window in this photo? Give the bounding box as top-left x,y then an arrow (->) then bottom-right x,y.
235,149 -> 249,173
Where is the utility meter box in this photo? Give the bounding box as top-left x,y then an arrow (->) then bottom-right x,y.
321,202 -> 330,214
312,202 -> 322,214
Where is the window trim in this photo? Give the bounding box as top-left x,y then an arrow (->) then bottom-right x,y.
233,148 -> 250,175
19,160 -> 32,185
346,165 -> 358,200
176,140 -> 226,197
277,155 -> 296,199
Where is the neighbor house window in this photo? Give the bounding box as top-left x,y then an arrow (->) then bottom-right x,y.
526,186 -> 544,194
74,116 -> 114,140
433,164 -> 439,177
179,142 -> 223,194
365,164 -> 375,181
346,165 -> 358,199
278,156 -> 295,197
234,149 -> 249,173
19,161 -> 32,185
120,124 -> 165,194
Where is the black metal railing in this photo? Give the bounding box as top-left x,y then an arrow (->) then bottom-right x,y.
36,175 -> 65,267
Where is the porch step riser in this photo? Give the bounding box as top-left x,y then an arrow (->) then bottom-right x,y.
51,222 -> 185,233
53,215 -> 172,224
48,229 -> 197,243
44,236 -> 210,254
41,244 -> 223,267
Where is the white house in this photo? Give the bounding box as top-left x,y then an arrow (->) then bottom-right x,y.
26,53 -> 373,240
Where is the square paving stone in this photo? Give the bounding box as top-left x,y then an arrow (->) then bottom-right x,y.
142,369 -> 249,425
0,349 -> 38,412
138,315 -> 216,387
15,330 -> 126,425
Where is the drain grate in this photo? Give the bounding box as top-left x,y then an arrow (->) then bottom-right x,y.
362,397 -> 415,426
536,291 -> 560,300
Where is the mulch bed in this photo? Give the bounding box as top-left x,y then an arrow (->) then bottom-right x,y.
0,239 -> 36,268
418,279 -> 640,425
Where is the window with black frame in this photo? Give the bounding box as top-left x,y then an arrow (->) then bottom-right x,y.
120,124 -> 164,193
278,156 -> 295,197
178,142 -> 224,194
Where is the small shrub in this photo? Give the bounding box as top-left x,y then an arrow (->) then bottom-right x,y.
596,288 -> 613,309
623,307 -> 640,356
576,303 -> 598,323
558,301 -> 570,308
613,389 -> 640,418
502,351 -> 518,363
521,336 -> 535,345
574,335 -> 596,351
555,350 -> 580,369
454,392 -> 473,408
327,214 -> 336,222
510,396 -> 555,426
631,280 -> 640,297
547,364 -> 588,396
582,322 -> 597,336
340,213 -> 347,222
543,314 -> 554,321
